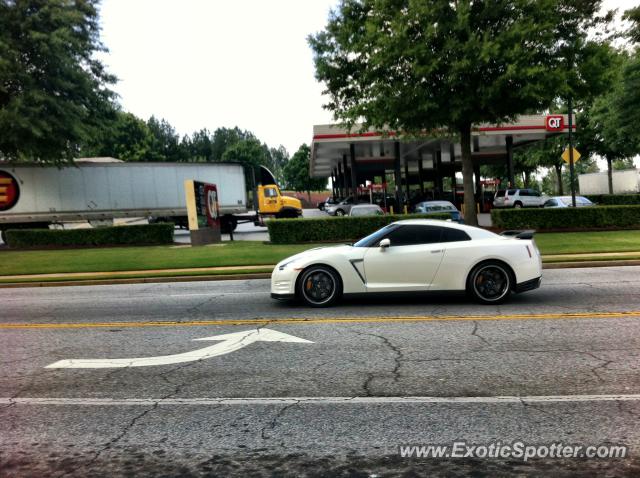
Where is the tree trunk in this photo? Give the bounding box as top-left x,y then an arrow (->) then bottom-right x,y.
307,190 -> 312,205
460,125 -> 478,226
554,163 -> 563,195
607,157 -> 613,194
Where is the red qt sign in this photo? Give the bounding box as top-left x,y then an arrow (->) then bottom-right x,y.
545,115 -> 564,131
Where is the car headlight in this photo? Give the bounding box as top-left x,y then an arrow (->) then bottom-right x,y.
278,259 -> 297,271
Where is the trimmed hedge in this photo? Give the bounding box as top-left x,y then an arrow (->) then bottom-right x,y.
491,206 -> 640,230
584,194 -> 640,205
267,214 -> 451,244
6,224 -> 175,249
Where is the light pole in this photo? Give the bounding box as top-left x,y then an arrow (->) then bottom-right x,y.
567,96 -> 577,208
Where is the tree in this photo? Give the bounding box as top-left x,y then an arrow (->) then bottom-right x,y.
269,145 -> 290,185
82,111 -> 154,161
283,144 -> 327,202
187,128 -> 214,162
147,116 -> 184,162
309,0 -> 610,225
221,138 -> 268,168
211,127 -> 256,161
0,0 -> 116,164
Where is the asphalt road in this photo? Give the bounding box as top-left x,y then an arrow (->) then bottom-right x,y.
2,266 -> 640,477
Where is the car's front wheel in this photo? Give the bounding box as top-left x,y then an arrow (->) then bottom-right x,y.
297,266 -> 342,307
467,261 -> 512,304
335,209 -> 345,216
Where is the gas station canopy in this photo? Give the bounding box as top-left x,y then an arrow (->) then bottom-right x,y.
310,114 -> 574,210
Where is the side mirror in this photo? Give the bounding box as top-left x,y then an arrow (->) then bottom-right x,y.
379,238 -> 391,249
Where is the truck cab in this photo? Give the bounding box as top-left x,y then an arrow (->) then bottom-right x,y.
257,184 -> 302,218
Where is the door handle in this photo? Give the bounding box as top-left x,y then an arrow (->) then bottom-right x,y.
431,250 -> 443,253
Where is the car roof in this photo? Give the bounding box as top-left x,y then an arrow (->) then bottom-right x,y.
417,200 -> 456,206
391,219 -> 497,239
549,196 -> 588,200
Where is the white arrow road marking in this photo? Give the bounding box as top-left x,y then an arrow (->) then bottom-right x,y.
45,328 -> 313,369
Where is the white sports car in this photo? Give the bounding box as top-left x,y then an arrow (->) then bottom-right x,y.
271,219 -> 542,307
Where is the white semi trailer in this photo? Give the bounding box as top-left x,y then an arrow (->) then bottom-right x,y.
578,169 -> 640,195
0,160 -> 302,242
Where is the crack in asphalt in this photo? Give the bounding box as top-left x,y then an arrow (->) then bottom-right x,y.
349,330 -> 405,395
260,400 -> 301,440
575,351 -> 614,384
471,321 -> 492,348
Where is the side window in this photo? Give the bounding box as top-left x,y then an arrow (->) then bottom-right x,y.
264,187 -> 278,198
384,225 -> 443,246
519,190 -> 529,197
441,228 -> 471,242
531,190 -> 541,197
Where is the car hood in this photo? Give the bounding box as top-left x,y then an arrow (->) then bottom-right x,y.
276,244 -> 353,268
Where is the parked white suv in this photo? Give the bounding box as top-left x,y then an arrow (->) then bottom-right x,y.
493,189 -> 545,208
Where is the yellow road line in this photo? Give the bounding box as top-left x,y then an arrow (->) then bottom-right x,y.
2,311 -> 640,330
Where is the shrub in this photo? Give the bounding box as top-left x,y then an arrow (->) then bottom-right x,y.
584,194 -> 640,205
491,206 -> 640,230
267,214 -> 451,243
6,224 -> 175,249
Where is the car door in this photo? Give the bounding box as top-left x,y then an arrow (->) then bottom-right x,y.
362,225 -> 446,292
530,190 -> 542,206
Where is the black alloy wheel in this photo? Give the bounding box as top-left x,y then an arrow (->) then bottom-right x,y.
297,266 -> 341,307
468,262 -> 512,304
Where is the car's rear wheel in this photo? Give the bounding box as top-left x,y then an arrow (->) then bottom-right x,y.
335,209 -> 345,216
467,261 -> 512,304
514,201 -> 523,208
297,266 -> 342,307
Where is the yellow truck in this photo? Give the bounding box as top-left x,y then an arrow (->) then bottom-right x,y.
0,161 -> 302,241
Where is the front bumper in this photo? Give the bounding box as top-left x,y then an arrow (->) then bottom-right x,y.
270,266 -> 298,297
515,276 -> 542,293
271,292 -> 296,300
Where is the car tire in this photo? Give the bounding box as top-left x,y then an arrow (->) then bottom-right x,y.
335,209 -> 345,216
297,265 -> 342,307
514,202 -> 523,208
467,261 -> 513,305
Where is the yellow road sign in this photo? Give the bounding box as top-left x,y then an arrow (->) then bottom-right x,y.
562,147 -> 581,164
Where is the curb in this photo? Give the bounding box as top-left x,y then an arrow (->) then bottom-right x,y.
0,273 -> 272,288
2,260 -> 640,288
542,260 -> 640,269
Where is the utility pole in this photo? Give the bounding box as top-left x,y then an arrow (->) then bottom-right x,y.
568,96 -> 577,208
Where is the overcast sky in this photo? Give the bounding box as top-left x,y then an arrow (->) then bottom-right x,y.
98,0 -> 638,159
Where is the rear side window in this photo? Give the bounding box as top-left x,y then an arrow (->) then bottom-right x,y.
507,189 -> 517,195
441,228 -> 471,242
495,190 -> 506,197
519,190 -> 529,196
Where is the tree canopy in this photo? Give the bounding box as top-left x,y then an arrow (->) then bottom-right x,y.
0,0 -> 116,164
310,0 -> 611,224
283,144 -> 326,198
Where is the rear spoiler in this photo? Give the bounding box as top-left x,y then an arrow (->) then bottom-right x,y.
500,230 -> 535,240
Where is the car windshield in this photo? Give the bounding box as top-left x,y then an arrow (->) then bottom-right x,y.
427,204 -> 455,212
353,224 -> 398,247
